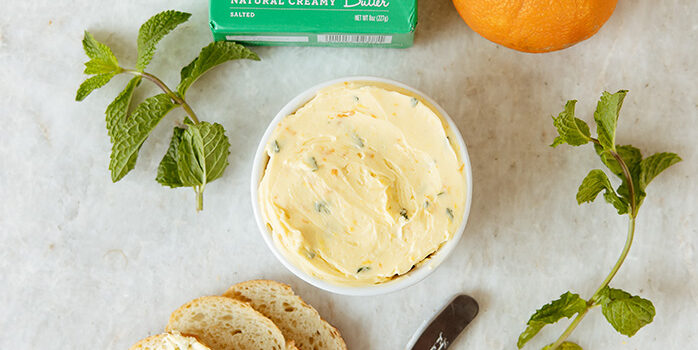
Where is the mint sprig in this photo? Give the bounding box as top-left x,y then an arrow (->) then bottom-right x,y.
76,10 -> 259,211
518,91 -> 681,349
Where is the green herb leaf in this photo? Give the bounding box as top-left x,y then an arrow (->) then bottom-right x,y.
613,151 -> 679,214
136,10 -> 191,71
593,143 -> 645,213
76,73 -> 117,101
82,31 -> 120,75
105,77 -> 141,142
156,126 -> 186,188
304,249 -> 316,259
597,286 -> 655,337
446,208 -> 454,221
400,208 -> 409,220
576,169 -> 629,214
176,122 -> 231,186
542,341 -> 583,350
550,100 -> 591,147
109,94 -> 178,182
593,90 -> 627,151
177,41 -> 260,97
594,286 -> 630,305
602,191 -> 629,215
352,133 -> 365,148
314,201 -> 331,214
517,292 -> 587,349
308,157 -> 319,172
519,322 -> 544,349
639,152 -> 682,190
594,144 -> 642,179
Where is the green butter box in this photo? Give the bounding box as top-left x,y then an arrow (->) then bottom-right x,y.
209,0 -> 417,48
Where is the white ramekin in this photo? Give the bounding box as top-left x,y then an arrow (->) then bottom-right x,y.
250,76 -> 473,296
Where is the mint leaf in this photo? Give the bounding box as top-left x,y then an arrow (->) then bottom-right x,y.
176,122 -> 230,186
517,292 -> 587,349
109,94 -> 178,181
542,341 -> 583,350
105,77 -> 141,142
614,151 -> 680,214
519,322 -> 544,349
602,190 -> 629,215
594,286 -> 631,305
594,144 -> 642,179
593,90 -> 627,151
156,126 -> 186,188
177,41 -> 260,97
639,152 -> 682,190
82,31 -> 120,75
76,73 -> 117,101
594,143 -> 645,213
136,10 -> 191,71
576,169 -> 628,214
598,287 -> 655,337
550,100 -> 591,147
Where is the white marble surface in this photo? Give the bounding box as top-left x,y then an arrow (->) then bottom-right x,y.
1,1 -> 697,349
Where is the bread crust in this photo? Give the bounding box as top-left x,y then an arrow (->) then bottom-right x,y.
129,332 -> 211,350
223,280 -> 347,350
166,296 -> 292,350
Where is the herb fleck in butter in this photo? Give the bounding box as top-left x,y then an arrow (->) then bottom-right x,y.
309,157 -> 319,171
315,201 -> 331,214
400,208 -> 409,220
352,133 -> 365,148
305,249 -> 316,259
446,208 -> 454,221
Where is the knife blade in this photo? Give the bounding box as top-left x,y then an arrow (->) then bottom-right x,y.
406,294 -> 479,350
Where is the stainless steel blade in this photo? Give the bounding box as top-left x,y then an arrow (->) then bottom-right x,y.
407,294 -> 479,350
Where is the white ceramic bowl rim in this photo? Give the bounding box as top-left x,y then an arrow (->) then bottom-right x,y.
250,76 -> 473,296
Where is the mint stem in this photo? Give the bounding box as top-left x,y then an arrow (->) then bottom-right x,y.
548,141 -> 638,350
591,217 -> 636,299
124,68 -> 206,211
124,69 -> 201,124
548,217 -> 636,349
195,186 -> 203,212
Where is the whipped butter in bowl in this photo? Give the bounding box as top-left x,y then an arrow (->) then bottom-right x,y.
251,77 -> 472,295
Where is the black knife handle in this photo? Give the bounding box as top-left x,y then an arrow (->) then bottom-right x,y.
409,294 -> 479,350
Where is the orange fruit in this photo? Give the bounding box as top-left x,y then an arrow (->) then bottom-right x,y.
452,0 -> 618,53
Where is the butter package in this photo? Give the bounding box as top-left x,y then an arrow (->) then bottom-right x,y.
209,0 -> 417,48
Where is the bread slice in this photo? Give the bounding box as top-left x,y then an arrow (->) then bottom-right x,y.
129,332 -> 210,350
222,280 -> 346,350
165,296 -> 297,350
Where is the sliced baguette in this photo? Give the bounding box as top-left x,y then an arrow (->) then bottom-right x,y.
222,280 -> 347,350
129,332 -> 210,350
165,296 -> 297,350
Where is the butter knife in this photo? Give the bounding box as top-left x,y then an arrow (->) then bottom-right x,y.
406,295 -> 479,350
